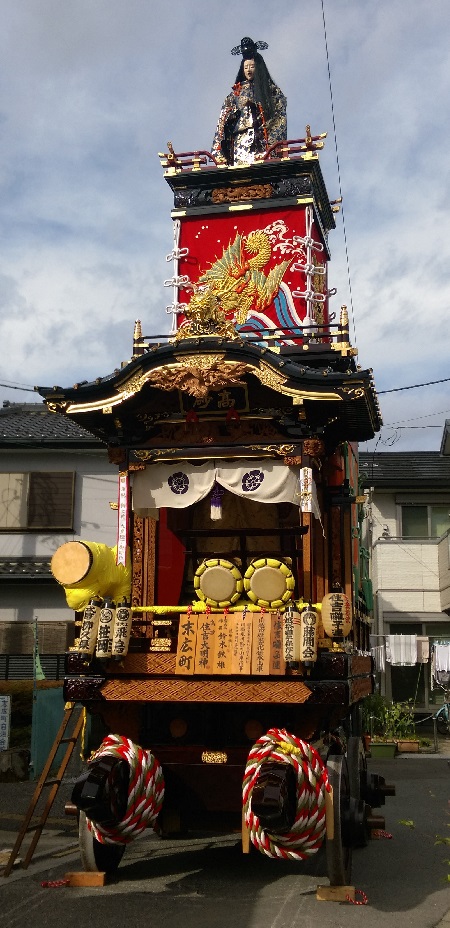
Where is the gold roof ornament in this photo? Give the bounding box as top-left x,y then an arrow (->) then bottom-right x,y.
147,357 -> 250,400
175,284 -> 240,341
133,319 -> 146,358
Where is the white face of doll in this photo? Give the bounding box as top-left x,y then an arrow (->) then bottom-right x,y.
243,59 -> 255,80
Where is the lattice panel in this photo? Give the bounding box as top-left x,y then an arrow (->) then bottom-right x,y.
101,677 -> 312,704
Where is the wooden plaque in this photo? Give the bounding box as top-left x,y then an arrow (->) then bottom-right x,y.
251,611 -> 272,675
175,613 -> 198,675
269,612 -> 286,675
212,612 -> 233,675
231,612 -> 253,675
194,615 -> 217,674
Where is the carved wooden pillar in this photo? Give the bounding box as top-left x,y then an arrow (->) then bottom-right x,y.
302,512 -> 312,603
131,515 -> 157,639
343,507 -> 353,606
314,485 -> 325,604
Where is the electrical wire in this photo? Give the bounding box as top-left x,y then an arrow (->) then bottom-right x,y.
378,377 -> 450,395
320,0 -> 356,346
0,382 -> 36,393
386,408 -> 450,426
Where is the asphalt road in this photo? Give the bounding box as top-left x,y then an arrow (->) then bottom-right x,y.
1,756 -> 450,928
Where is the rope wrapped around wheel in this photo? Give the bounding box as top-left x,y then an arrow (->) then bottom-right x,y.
242,728 -> 331,860
86,734 -> 165,846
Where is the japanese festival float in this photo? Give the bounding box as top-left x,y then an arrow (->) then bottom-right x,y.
38,36 -> 394,890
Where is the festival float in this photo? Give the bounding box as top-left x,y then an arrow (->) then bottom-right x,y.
38,37 -> 394,890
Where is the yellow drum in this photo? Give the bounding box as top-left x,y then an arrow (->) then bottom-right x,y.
244,558 -> 295,609
194,558 -> 243,608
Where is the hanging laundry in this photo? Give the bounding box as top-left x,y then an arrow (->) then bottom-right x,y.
416,636 -> 430,664
370,644 -> 385,673
434,643 -> 450,673
386,634 -> 417,666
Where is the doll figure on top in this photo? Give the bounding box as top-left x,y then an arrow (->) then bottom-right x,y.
211,36 -> 287,166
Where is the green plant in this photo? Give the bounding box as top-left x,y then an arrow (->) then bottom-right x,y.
362,692 -> 389,737
362,695 -> 416,741
385,701 -> 416,740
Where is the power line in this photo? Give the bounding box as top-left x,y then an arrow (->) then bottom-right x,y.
378,377 -> 450,395
389,425 -> 442,429
386,407 -> 450,426
0,383 -> 36,393
321,0 -> 356,346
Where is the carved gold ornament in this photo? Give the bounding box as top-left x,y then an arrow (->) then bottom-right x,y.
201,751 -> 228,764
255,363 -> 288,391
175,286 -> 239,341
313,260 -> 326,325
118,371 -> 149,400
147,357 -> 251,400
340,385 -> 365,399
303,439 -> 325,457
47,401 -> 69,413
194,229 -> 291,326
252,360 -> 343,403
248,444 -> 295,456
212,183 -> 273,204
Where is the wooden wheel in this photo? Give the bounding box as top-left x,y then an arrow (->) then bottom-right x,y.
78,811 -> 125,873
326,755 -> 352,886
346,734 -> 367,801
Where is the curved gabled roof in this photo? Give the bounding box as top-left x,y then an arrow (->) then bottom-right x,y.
37,337 -> 381,449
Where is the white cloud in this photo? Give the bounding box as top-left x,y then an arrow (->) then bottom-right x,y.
0,0 -> 449,451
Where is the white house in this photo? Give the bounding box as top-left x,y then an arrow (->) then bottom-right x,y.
0,401 -> 118,676
360,444 -> 450,710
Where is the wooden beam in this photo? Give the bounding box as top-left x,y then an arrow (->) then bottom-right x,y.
316,885 -> 355,902
65,871 -> 106,887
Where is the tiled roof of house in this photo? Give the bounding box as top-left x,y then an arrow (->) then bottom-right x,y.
0,556 -> 53,579
0,402 -> 103,447
359,451 -> 450,488
441,420 -> 450,456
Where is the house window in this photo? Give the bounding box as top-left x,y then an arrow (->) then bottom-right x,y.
0,472 -> 75,530
401,504 -> 450,539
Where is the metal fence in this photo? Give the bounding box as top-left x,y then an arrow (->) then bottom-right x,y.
0,653 -> 65,680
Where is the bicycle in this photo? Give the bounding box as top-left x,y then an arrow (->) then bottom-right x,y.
433,701 -> 450,736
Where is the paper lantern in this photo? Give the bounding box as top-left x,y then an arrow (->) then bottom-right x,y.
78,598 -> 102,656
321,592 -> 352,638
283,604 -> 301,663
299,609 -> 318,665
112,601 -> 133,658
96,598 -> 115,659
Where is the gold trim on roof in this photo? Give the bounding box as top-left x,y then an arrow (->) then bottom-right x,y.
253,360 -> 342,402
56,354 -> 367,416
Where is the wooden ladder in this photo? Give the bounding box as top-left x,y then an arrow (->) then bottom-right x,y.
3,702 -> 84,877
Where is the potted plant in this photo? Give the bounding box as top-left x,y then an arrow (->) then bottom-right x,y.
362,692 -> 389,738
392,701 -> 419,753
370,699 -> 398,758
363,698 -> 419,756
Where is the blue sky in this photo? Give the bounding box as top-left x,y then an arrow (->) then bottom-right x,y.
1,0 -> 449,451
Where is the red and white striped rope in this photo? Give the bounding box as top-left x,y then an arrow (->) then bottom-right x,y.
243,728 -> 331,861
86,734 -> 165,846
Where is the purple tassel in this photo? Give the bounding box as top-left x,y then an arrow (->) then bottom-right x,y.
210,482 -> 224,521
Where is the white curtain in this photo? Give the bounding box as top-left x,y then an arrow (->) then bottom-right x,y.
132,460 -> 302,515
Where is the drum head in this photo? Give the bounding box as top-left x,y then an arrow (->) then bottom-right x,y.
194,559 -> 243,607
51,541 -> 92,586
244,558 -> 295,608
